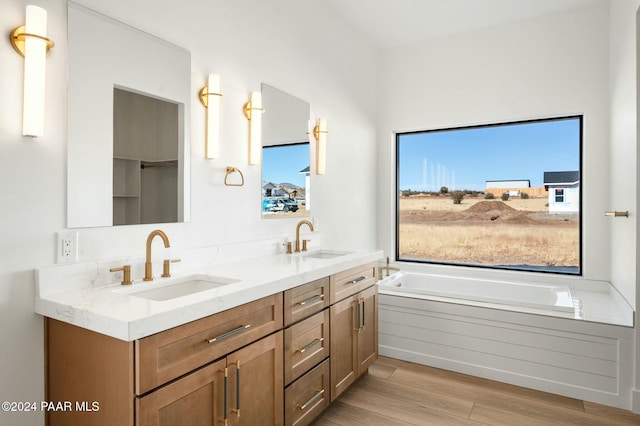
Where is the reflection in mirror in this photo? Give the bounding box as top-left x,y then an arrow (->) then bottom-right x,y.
113,88 -> 179,225
262,143 -> 310,218
67,2 -> 190,228
261,84 -> 311,219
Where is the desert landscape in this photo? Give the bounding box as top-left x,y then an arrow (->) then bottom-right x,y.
398,195 -> 579,272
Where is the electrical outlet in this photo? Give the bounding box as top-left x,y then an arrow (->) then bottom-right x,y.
57,231 -> 78,263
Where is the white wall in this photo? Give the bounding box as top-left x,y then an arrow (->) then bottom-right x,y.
0,1 -> 378,424
610,0 -> 639,315
377,2 -> 613,283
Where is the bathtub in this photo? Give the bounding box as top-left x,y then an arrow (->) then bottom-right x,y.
377,270 -> 575,313
376,270 -> 635,410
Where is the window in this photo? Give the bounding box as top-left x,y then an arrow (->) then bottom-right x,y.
396,116 -> 582,275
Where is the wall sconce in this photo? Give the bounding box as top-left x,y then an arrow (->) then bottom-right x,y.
313,118 -> 328,175
199,74 -> 222,159
243,91 -> 263,165
10,5 -> 54,138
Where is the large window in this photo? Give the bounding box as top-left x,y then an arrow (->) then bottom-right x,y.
396,116 -> 582,275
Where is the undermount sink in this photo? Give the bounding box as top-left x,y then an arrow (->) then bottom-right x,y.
303,250 -> 351,260
115,274 -> 239,301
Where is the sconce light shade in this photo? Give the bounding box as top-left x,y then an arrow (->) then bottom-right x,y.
313,118 -> 328,175
199,74 -> 222,159
243,91 -> 263,165
11,5 -> 53,138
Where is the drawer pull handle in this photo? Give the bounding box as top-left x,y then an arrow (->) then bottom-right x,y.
235,361 -> 241,418
347,276 -> 367,285
298,338 -> 324,354
206,325 -> 251,343
223,367 -> 229,421
298,294 -> 323,306
298,389 -> 324,411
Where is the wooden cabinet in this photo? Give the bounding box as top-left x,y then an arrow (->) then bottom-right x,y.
137,331 -> 283,426
285,360 -> 330,426
136,359 -> 225,426
284,310 -> 330,385
283,278 -> 332,426
136,294 -> 282,394
45,260 -> 377,426
330,262 -> 376,304
46,294 -> 283,426
226,332 -> 284,426
283,277 -> 329,326
329,263 -> 378,401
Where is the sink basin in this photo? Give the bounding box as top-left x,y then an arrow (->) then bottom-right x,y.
303,250 -> 351,260
116,274 -> 239,301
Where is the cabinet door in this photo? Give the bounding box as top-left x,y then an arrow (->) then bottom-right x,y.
136,359 -> 225,426
227,332 -> 284,426
357,285 -> 378,374
329,295 -> 358,401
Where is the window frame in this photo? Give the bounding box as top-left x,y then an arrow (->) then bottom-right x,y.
394,115 -> 583,276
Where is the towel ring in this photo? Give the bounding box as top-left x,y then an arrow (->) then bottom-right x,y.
224,166 -> 244,186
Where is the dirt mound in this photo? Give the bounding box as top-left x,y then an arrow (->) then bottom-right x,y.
464,201 -> 515,213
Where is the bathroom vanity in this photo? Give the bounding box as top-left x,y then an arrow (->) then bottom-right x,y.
37,249 -> 381,425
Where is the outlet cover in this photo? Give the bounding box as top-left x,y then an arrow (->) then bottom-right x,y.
57,231 -> 78,263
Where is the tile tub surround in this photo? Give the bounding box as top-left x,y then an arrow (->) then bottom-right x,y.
36,246 -> 383,341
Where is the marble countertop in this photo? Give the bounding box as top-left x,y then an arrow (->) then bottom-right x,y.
36,249 -> 383,341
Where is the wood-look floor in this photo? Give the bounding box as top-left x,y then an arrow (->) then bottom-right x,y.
315,357 -> 640,426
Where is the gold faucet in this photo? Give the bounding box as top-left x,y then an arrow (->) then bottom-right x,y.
144,230 -> 170,281
295,220 -> 314,252
378,256 -> 401,279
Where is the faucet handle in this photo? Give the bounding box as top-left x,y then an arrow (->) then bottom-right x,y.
283,241 -> 293,254
301,239 -> 309,252
162,258 -> 181,278
110,265 -> 132,285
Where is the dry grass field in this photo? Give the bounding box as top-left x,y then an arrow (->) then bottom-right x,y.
399,195 -> 579,270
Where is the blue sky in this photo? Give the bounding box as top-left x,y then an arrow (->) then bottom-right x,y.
398,117 -> 581,192
262,143 -> 309,186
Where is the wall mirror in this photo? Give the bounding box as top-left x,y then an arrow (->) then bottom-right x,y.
261,84 -> 311,219
67,2 -> 191,228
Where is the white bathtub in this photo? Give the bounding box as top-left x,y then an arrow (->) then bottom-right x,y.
378,270 -> 575,313
376,270 -> 635,409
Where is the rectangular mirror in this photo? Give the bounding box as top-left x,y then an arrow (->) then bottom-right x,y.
261,84 -> 311,219
67,2 -> 190,228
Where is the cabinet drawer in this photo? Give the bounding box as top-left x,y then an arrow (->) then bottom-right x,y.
285,359 -> 330,426
330,262 -> 377,303
136,293 -> 283,395
284,309 -> 329,385
283,277 -> 329,326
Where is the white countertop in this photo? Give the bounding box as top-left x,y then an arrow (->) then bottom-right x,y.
36,249 -> 383,341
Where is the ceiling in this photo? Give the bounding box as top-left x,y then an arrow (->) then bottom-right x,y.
324,0 -> 604,49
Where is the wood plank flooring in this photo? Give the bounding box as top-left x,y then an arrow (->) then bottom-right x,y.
314,357 -> 640,425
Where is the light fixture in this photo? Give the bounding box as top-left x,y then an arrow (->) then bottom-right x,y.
199,74 -> 222,159
313,118 -> 328,175
10,5 -> 54,138
243,91 -> 263,165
